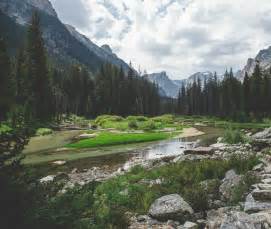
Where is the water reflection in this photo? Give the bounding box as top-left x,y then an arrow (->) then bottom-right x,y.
142,138 -> 196,160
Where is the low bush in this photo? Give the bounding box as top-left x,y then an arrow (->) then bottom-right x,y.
128,120 -> 138,129
24,154 -> 259,228
126,116 -> 148,122
0,124 -> 13,135
95,115 -> 124,126
36,128 -> 53,136
142,120 -> 156,131
222,128 -> 247,144
151,114 -> 175,124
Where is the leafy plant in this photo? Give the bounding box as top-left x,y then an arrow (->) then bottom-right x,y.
36,128 -> 53,136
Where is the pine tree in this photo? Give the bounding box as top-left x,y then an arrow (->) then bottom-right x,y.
243,72 -> 250,114
262,73 -> 270,115
0,38 -> 13,120
250,61 -> 262,116
26,11 -> 52,120
177,90 -> 182,114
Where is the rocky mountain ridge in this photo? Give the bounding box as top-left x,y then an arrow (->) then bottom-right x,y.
146,72 -> 180,98
237,46 -> 271,80
0,0 -> 131,73
0,0 -> 57,24
146,71 -> 216,98
149,45 -> 271,97
65,24 -> 131,72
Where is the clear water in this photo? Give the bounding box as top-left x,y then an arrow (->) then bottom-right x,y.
26,126 -> 224,175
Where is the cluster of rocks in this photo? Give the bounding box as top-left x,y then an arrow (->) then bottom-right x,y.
128,128 -> 271,228
182,142 -> 255,161
40,166 -> 125,193
39,127 -> 271,228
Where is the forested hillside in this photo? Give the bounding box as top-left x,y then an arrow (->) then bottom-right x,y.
176,68 -> 271,120
0,12 -> 161,123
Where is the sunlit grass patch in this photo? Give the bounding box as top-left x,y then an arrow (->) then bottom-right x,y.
67,132 -> 170,149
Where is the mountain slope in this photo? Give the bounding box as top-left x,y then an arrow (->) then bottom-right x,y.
0,0 -> 130,73
146,72 -> 179,98
65,25 -> 131,72
238,46 -> 271,80
146,71 -> 216,98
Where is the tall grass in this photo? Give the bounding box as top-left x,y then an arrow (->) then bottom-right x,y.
222,127 -> 247,144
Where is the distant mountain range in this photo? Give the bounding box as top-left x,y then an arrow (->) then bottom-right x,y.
145,71 -> 217,98
0,0 -> 131,73
147,46 -> 271,98
146,72 -> 179,98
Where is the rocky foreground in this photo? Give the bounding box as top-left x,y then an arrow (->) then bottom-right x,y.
40,128 -> 271,228
127,128 -> 271,229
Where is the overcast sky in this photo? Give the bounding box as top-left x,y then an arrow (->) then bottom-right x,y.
50,0 -> 271,79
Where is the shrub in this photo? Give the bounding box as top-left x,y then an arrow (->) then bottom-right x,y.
95,115 -> 124,126
222,128 -> 247,144
126,116 -> 148,122
128,120 -> 138,129
151,114 -> 175,124
184,185 -> 209,211
36,128 -> 53,136
0,124 -> 13,135
142,120 -> 156,131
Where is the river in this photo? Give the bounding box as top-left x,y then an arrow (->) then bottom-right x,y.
24,126 -> 223,176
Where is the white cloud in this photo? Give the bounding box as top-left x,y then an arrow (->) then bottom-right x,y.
51,0 -> 271,79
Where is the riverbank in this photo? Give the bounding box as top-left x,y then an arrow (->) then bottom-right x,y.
175,127 -> 205,138
33,127 -> 271,228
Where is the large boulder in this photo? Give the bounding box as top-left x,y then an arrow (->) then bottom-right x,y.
219,170 -> 243,202
251,128 -> 271,149
220,210 -> 271,229
206,207 -> 240,229
252,128 -> 271,140
252,190 -> 271,201
149,194 -> 194,222
244,194 -> 271,213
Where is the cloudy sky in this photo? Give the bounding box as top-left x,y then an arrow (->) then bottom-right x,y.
50,0 -> 271,79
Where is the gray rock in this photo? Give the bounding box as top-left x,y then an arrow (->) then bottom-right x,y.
39,175 -> 55,183
206,207 -> 240,229
244,194 -> 271,213
252,128 -> 271,140
252,190 -> 271,201
264,165 -> 271,173
252,163 -> 264,172
182,221 -> 198,229
256,183 -> 271,190
149,194 -> 194,221
220,210 -> 271,229
219,170 -> 243,201
184,147 -> 214,155
262,178 -> 271,184
136,215 -> 147,222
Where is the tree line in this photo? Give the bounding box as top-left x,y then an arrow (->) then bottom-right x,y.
176,66 -> 271,120
0,12 -> 161,123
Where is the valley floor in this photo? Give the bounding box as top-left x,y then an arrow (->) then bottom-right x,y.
13,114 -> 271,228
